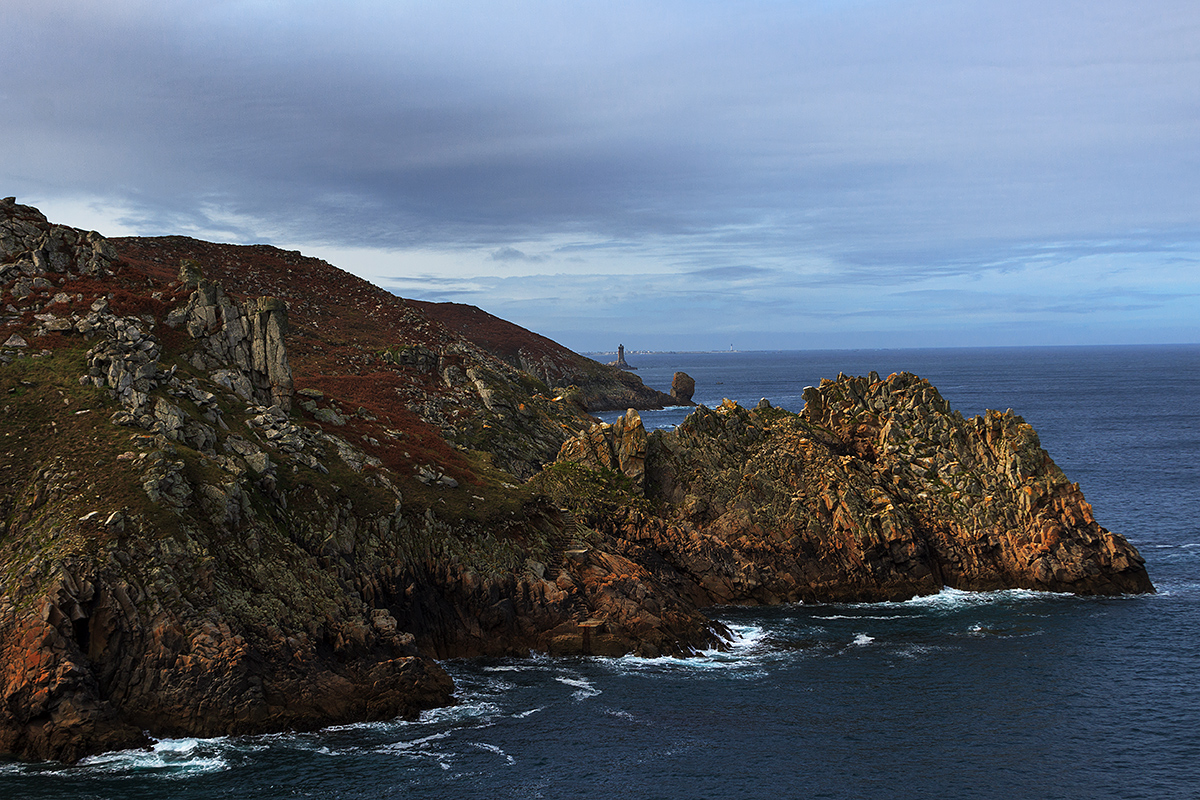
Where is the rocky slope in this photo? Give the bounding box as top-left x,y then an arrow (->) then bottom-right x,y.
410,299 -> 683,411
0,198 -> 1150,763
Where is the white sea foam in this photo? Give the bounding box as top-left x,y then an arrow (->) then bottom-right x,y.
720,623 -> 768,650
555,675 -> 601,700
600,622 -> 767,666
469,741 -> 516,765
596,625 -> 772,680
1147,581 -> 1200,598
511,707 -> 544,718
154,737 -> 203,753
851,633 -> 874,646
374,729 -> 455,766
376,736 -> 456,771
74,736 -> 230,777
865,586 -> 1073,611
418,700 -> 503,725
477,676 -> 516,693
604,708 -> 637,722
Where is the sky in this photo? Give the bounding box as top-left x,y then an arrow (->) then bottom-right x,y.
3,1 -> 1198,353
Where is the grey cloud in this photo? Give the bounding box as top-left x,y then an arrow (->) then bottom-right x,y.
3,1 -> 1199,348
382,275 -> 471,287
490,247 -> 548,263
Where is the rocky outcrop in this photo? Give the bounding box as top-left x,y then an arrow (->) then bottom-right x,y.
1,197 -> 118,282
0,516 -> 455,763
166,272 -> 293,410
555,373 -> 1152,602
555,409 -> 649,493
671,371 -> 695,403
387,520 -> 724,661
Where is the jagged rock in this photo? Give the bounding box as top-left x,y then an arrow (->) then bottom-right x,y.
671,371 -> 695,403
0,197 -> 117,278
466,366 -> 509,414
210,368 -> 255,402
167,280 -> 293,410
141,452 -> 192,508
602,374 -> 1148,602
556,409 -> 648,493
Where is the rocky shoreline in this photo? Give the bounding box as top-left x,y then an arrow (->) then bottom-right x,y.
0,198 -> 1150,763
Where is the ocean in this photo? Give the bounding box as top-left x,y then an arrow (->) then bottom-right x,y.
5,345 -> 1198,799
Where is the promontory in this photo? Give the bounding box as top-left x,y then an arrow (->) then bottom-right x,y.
0,199 -> 1151,762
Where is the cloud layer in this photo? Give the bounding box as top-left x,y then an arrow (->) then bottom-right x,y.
4,1 -> 1198,349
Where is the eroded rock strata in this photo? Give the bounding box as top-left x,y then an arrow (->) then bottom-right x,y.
0,199 -> 1150,763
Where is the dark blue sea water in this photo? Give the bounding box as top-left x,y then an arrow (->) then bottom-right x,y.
5,345 -> 1199,799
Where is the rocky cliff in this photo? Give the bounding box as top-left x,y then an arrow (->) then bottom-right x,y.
0,199 -> 1150,763
553,376 -> 1150,606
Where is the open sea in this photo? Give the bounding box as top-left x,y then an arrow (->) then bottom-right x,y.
4,345 -> 1199,799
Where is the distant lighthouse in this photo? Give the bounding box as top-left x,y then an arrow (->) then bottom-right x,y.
609,344 -> 634,370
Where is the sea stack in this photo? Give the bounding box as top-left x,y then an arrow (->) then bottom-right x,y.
671,371 -> 695,402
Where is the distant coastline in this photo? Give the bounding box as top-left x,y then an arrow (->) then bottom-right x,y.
583,342 -> 1200,357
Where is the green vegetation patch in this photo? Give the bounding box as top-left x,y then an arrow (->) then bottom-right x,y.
528,460 -> 649,516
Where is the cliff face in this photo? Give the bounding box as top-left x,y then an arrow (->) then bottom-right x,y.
0,199 -> 1150,764
0,200 -> 719,762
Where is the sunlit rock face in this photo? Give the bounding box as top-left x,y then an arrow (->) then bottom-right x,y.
556,372 -> 1151,604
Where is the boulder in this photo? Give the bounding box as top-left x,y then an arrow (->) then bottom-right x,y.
671,371 -> 695,403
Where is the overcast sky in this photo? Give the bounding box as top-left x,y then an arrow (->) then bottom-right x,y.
3,1 -> 1198,352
